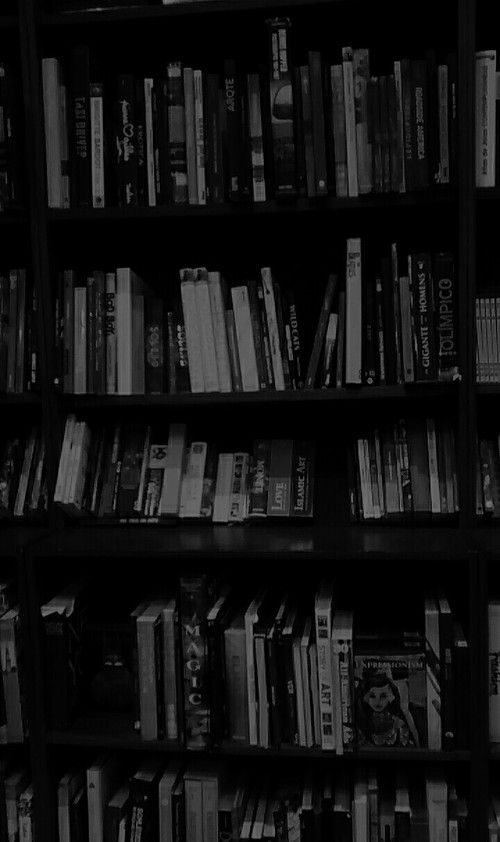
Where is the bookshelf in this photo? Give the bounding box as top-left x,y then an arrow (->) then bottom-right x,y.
0,0 -> 497,836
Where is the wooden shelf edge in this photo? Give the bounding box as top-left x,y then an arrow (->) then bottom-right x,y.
45,192 -> 455,221
61,383 -> 459,409
46,731 -> 470,761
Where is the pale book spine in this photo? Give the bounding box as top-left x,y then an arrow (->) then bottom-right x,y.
475,51 -> 496,187
144,78 -> 156,207
194,275 -> 219,392
159,423 -> 187,516
105,272 -> 117,394
231,286 -> 259,392
90,84 -> 105,208
212,453 -> 234,523
342,47 -> 358,197
180,274 -> 205,392
260,267 -> 285,390
86,770 -> 103,842
193,70 -> 206,205
345,237 -> 362,384
245,610 -> 259,745
180,442 -> 207,518
162,610 -> 178,740
208,272 -> 232,392
314,606 -> 335,750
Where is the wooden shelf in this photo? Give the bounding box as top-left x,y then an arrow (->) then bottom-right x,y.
60,383 -> 459,410
0,393 -> 42,406
46,726 -> 470,761
0,527 -> 50,559
45,191 -> 455,222
31,524 -> 470,562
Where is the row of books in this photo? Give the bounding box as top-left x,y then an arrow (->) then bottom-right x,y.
54,244 -> 459,397
348,417 -> 459,521
0,62 -> 23,213
0,580 -> 24,743
44,578 -> 467,753
0,269 -> 38,394
56,759 -> 467,842
0,429 -> 47,519
476,294 -> 500,382
42,29 -> 456,210
0,767 -> 33,842
54,419 -> 314,521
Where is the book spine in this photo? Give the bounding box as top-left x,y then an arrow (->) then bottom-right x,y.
144,78 -> 156,206
260,267 -> 285,389
345,238 -> 362,384
342,47 -> 358,197
69,46 -> 90,207
105,272 -> 117,394
183,68 -> 198,205
166,62 -> 188,204
90,80 -> 105,208
113,74 -> 138,206
267,18 -> 297,196
145,297 -> 165,394
434,252 -> 459,381
204,73 -> 224,204
475,50 -> 496,187
291,440 -> 314,517
353,48 -> 372,194
308,51 -> 328,195
247,73 -> 266,202
411,59 -> 429,189
300,65 -> 316,197
193,70 -> 206,205
231,286 -> 259,392
412,253 -> 438,381
315,606 -> 335,750
331,64 -> 348,197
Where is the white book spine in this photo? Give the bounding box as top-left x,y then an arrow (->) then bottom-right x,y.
116,268 -> 133,395
73,288 -> 87,394
86,768 -> 103,842
180,272 -> 205,392
426,779 -> 448,842
475,50 -> 497,187
144,78 -> 156,207
193,70 -> 206,205
208,271 -> 232,392
231,286 -> 260,392
345,237 -> 362,384
105,272 -> 117,394
159,423 -> 187,516
90,84 -> 105,208
260,267 -> 285,390
194,273 -> 220,392
342,47 -> 358,198
42,58 -> 63,208
489,602 -> 500,742
179,442 -> 207,518
212,453 -> 234,523
314,603 -> 336,750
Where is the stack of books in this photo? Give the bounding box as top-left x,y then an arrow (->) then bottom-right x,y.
0,429 -> 47,519
0,269 -> 38,394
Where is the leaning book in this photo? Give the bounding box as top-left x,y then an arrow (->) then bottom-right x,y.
353,645 -> 427,748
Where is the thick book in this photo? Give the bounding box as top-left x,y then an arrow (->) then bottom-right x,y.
69,46 -> 90,207
167,62 -> 188,204
112,74 -> 138,207
179,575 -> 215,747
224,612 -> 249,743
116,268 -> 145,395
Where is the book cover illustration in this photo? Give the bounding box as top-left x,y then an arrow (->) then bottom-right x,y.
354,651 -> 427,747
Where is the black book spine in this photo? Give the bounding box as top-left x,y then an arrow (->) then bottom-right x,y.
203,73 -> 224,204
282,631 -> 299,745
374,273 -> 386,384
387,74 -> 401,193
273,281 -> 291,390
135,77 -> 147,206
267,18 -> 297,197
167,62 -> 188,205
94,270 -> 106,394
308,50 -> 328,196
113,74 -> 139,207
223,61 -> 248,202
425,49 -> 440,187
266,627 -> 281,746
86,274 -> 96,395
411,253 -> 437,381
411,59 -> 429,189
0,275 -> 9,391
453,631 -> 469,750
248,279 -> 268,390
291,440 -> 314,517
379,76 -> 391,193
446,53 -> 458,187
292,66 -> 306,196
145,297 -> 165,394
439,603 -> 454,750
257,280 -> 274,388
362,274 -> 376,385
154,79 -> 169,205
400,58 -> 415,192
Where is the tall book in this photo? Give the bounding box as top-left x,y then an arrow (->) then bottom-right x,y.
314,581 -> 336,751
475,50 -> 496,187
267,18 -> 297,196
179,575 -> 215,748
116,267 -> 145,395
345,237 -> 362,384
